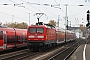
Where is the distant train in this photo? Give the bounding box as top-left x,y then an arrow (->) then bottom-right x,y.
27,22 -> 76,51
0,25 -> 27,51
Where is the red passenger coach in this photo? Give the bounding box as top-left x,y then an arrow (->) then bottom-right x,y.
27,22 -> 56,50
55,27 -> 65,44
0,31 -> 4,50
0,25 -> 27,51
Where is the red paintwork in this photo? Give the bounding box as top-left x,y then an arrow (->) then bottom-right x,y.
0,40 -> 3,46
0,26 -> 27,51
27,25 -> 76,50
27,25 -> 56,41
27,26 -> 46,41
27,25 -> 56,46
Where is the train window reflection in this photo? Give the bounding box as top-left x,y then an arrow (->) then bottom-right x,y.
37,28 -> 44,33
29,28 -> 44,33
30,28 -> 36,33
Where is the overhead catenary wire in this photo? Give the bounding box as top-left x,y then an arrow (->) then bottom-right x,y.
20,0 -> 63,22
33,0 -> 58,17
21,0 -> 57,17
0,11 -> 27,21
8,0 -> 63,25
8,0 -> 36,13
20,0 -> 41,12
59,0 -> 61,7
0,4 -> 30,14
58,4 -> 89,21
8,0 -> 86,20
4,0 -> 87,26
0,3 -> 37,24
9,0 -> 16,3
68,4 -> 89,17
54,0 -> 58,5
21,0 -> 66,18
67,7 -> 88,27
1,0 -> 37,24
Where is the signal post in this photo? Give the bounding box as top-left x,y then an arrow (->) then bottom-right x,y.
86,10 -> 90,27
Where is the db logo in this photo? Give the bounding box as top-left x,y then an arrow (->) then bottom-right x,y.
35,36 -> 38,38
35,34 -> 37,35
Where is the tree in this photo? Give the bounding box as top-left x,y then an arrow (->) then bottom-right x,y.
48,20 -> 56,26
80,24 -> 86,37
3,22 -> 28,29
0,22 -> 2,25
16,22 -> 28,29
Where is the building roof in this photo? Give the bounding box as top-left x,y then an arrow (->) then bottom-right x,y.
68,26 -> 80,30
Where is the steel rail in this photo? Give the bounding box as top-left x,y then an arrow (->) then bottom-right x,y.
48,40 -> 83,60
0,49 -> 29,60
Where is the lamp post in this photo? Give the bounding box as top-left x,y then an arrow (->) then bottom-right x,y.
12,15 -> 14,28
57,15 -> 60,27
28,13 -> 30,25
64,4 -> 84,41
65,4 -> 68,30
69,21 -> 71,27
64,4 -> 68,42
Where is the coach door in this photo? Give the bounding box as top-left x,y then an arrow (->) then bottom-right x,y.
22,32 -> 26,42
0,31 -> 7,50
0,31 -> 4,50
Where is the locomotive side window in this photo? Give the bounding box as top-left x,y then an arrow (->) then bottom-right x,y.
37,28 -> 44,33
29,28 -> 36,33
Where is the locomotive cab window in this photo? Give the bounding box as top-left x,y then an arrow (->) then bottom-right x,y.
29,28 -> 44,33
37,28 -> 44,33
29,28 -> 36,33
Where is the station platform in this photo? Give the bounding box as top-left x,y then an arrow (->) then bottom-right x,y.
68,40 -> 90,60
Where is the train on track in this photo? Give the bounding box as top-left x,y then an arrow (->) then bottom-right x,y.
27,22 -> 76,51
0,25 -> 27,51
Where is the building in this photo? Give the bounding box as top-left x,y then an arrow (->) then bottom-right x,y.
68,26 -> 83,38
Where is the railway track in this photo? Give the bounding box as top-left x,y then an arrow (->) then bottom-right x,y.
0,39 -> 83,60
0,48 -> 43,60
0,49 -> 29,60
0,47 -> 28,55
24,40 -> 80,60
27,39 -> 83,60
48,39 -> 85,60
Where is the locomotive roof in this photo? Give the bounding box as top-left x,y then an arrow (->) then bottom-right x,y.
66,30 -> 75,33
30,24 -> 55,28
55,26 -> 75,33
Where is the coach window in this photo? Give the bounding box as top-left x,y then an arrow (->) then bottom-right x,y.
0,35 -> 3,40
0,31 -> 3,40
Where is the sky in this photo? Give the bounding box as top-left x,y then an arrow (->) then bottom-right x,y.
0,0 -> 90,28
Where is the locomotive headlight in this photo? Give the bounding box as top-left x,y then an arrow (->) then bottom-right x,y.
28,36 -> 34,38
38,36 -> 44,38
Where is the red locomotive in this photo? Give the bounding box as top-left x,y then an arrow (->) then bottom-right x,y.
27,22 -> 76,51
0,25 -> 27,51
